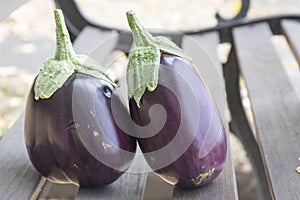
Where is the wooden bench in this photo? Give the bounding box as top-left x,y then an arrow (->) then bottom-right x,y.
1,0 -> 300,199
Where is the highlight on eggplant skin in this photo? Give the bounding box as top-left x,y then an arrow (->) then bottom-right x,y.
126,11 -> 227,188
25,73 -> 136,186
24,9 -> 137,187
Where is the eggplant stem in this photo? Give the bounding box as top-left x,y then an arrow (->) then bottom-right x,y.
54,9 -> 75,60
126,11 -> 153,47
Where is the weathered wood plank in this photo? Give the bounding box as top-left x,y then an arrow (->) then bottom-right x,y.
170,32 -> 238,200
76,171 -> 145,200
37,181 -> 78,199
73,26 -> 118,67
142,172 -> 174,200
281,20 -> 300,65
0,115 -> 78,200
182,32 -> 227,123
280,20 -> 300,99
76,145 -> 148,200
0,114 -> 42,200
233,22 -> 300,200
223,44 -> 271,200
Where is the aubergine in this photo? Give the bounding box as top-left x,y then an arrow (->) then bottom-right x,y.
24,9 -> 136,186
126,11 -> 227,188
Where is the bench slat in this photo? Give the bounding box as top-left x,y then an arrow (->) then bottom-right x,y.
281,20 -> 300,65
76,145 -> 148,200
182,32 -> 227,123
172,32 -> 238,200
76,172 -> 145,200
280,20 -> 300,99
0,114 -> 42,200
73,26 -> 119,66
233,22 -> 300,200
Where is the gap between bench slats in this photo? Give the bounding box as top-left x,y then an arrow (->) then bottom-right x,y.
233,22 -> 300,200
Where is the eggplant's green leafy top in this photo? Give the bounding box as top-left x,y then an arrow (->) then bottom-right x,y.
34,9 -> 115,100
152,36 -> 191,60
127,46 -> 160,105
126,11 -> 192,105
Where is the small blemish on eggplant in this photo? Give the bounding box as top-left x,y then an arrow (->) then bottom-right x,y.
74,164 -> 78,168
191,168 -> 215,186
89,110 -> 95,117
102,142 -> 113,149
93,131 -> 99,136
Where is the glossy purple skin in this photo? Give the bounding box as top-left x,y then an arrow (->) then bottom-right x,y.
25,73 -> 136,187
129,54 -> 227,188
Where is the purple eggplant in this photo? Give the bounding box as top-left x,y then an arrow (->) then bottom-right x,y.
24,9 -> 136,187
126,11 -> 227,188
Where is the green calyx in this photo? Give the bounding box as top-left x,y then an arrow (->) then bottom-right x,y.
127,46 -> 160,106
34,9 -> 115,100
126,11 -> 191,105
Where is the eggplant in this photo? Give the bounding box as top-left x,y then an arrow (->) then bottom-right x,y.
126,11 -> 227,188
24,9 -> 136,186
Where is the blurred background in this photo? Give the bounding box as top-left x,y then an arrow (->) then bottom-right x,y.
2,0 -> 300,139
0,0 -> 299,199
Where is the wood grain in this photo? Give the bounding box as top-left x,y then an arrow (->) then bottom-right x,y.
76,146 -> 148,200
76,172 -> 146,200
233,22 -> 300,200
223,44 -> 272,200
281,20 -> 300,65
0,114 -> 41,200
73,26 -> 119,66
